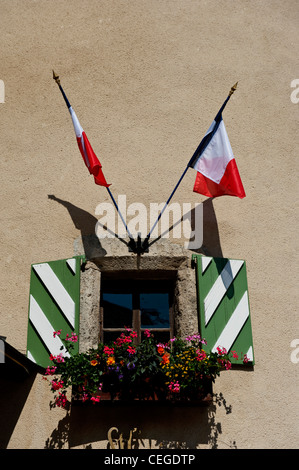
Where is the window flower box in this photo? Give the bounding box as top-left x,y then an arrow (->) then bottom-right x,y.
44,328 -> 236,409
72,377 -> 213,407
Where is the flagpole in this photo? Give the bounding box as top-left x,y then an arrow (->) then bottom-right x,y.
144,165 -> 189,242
143,82 -> 238,251
52,70 -> 134,243
106,186 -> 134,240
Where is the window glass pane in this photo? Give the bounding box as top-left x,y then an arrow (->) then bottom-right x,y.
144,330 -> 170,344
102,293 -> 132,328
103,331 -> 125,345
140,293 -> 170,328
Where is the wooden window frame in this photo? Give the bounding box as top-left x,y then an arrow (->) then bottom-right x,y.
99,271 -> 176,344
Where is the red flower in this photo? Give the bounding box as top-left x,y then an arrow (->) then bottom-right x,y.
103,346 -> 114,355
127,346 -> 136,354
51,380 -> 64,391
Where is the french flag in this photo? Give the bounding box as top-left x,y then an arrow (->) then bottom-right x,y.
69,107 -> 110,187
189,101 -> 245,199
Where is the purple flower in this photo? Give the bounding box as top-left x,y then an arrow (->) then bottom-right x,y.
127,362 -> 135,370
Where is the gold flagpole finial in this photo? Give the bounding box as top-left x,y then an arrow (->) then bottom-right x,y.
229,82 -> 238,97
52,70 -> 60,85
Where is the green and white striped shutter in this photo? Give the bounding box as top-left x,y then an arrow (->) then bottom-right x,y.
27,256 -> 83,368
193,254 -> 254,365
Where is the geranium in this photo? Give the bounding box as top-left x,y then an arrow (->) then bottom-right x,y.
113,332 -> 133,347
216,346 -> 227,355
231,350 -> 239,360
51,379 -> 64,391
55,391 -> 68,408
196,349 -> 207,361
127,345 -> 136,355
45,365 -> 57,375
103,346 -> 114,355
90,396 -> 101,404
168,381 -> 180,393
49,353 -> 65,363
66,332 -> 78,342
129,330 -> 138,338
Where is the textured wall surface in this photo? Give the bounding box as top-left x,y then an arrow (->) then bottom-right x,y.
0,0 -> 298,449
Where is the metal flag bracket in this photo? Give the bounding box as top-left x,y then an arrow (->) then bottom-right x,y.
128,233 -> 149,255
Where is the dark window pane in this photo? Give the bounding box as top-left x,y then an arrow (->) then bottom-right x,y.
103,330 -> 125,345
144,330 -> 170,344
140,293 -> 170,328
102,293 -> 132,328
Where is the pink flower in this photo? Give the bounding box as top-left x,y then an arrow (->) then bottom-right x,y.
65,332 -> 78,342
243,354 -> 249,364
144,329 -> 151,338
55,353 -> 65,363
53,329 -> 62,338
185,333 -> 207,344
81,393 -> 89,402
232,350 -> 239,359
218,358 -> 232,370
90,395 -> 101,404
196,349 -> 207,361
45,366 -> 57,375
216,346 -> 227,356
49,353 -> 64,362
168,381 -> 180,393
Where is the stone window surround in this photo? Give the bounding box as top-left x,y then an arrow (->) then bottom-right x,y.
77,238 -> 199,353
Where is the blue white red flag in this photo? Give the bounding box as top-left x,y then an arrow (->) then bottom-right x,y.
189,103 -> 245,199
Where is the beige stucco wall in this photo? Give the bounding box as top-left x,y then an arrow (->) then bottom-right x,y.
0,0 -> 298,449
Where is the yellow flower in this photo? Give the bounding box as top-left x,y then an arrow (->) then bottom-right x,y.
90,359 -> 98,366
106,356 -> 115,366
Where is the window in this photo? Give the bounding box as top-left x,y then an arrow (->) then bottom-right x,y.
100,272 -> 175,344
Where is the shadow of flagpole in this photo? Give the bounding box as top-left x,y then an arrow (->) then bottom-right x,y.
145,197 -> 223,258
48,195 -> 126,259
